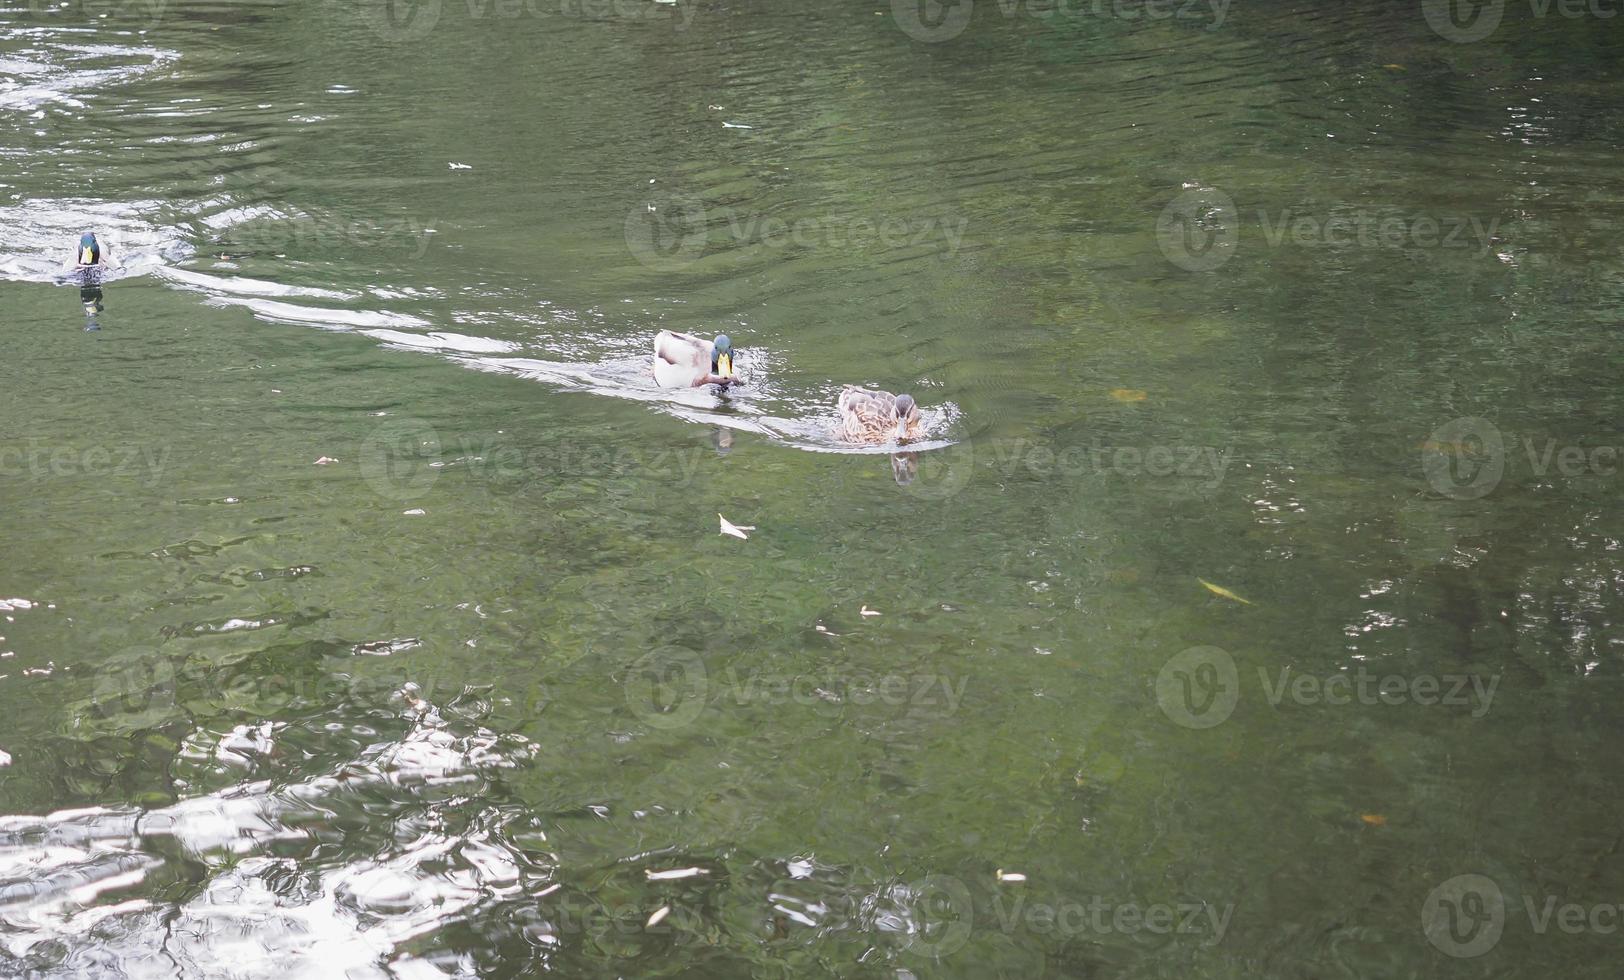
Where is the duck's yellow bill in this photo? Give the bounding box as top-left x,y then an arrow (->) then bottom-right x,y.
80,247 -> 95,265
717,353 -> 734,379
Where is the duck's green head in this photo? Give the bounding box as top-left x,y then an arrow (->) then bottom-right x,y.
78,232 -> 101,266
711,335 -> 735,380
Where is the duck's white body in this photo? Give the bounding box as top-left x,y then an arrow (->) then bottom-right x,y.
652,330 -> 720,388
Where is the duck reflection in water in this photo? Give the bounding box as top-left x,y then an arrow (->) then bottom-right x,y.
891,451 -> 919,486
69,232 -> 111,331
80,282 -> 104,330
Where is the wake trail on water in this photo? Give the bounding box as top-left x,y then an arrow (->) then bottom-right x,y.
0,22 -> 964,454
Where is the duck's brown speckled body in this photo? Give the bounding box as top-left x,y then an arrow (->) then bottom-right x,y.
836,386 -> 923,445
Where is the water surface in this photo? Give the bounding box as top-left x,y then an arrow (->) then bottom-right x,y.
3,0 -> 1624,975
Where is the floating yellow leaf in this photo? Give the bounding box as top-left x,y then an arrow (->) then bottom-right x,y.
1361,813 -> 1387,826
1109,388 -> 1148,403
1198,578 -> 1252,605
1383,63 -> 1405,70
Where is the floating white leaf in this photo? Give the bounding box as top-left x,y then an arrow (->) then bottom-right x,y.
646,867 -> 708,881
719,514 -> 755,540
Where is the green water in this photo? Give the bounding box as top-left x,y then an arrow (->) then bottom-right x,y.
3,0 -> 1624,975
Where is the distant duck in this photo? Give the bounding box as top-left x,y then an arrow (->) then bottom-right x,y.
837,386 -> 923,445
652,331 -> 737,388
75,232 -> 107,268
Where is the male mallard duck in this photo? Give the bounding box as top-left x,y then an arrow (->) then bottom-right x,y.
653,331 -> 737,388
75,232 -> 106,268
837,386 -> 923,445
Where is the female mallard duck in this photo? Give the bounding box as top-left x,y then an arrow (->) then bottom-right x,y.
837,386 -> 923,445
652,331 -> 737,388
